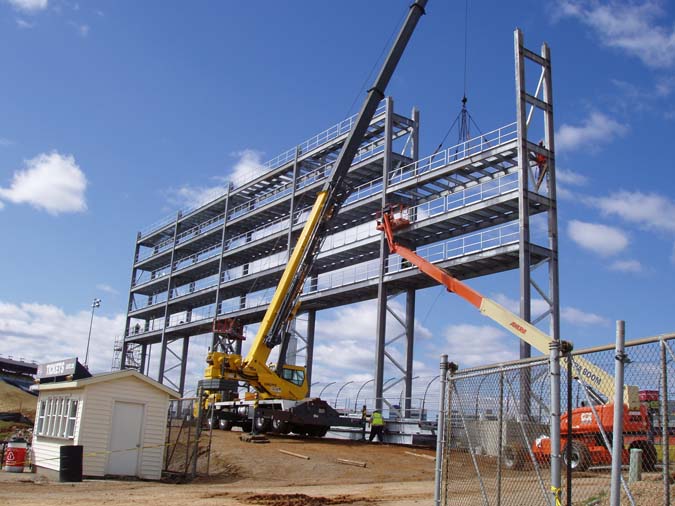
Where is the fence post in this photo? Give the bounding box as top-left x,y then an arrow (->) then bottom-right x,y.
549,337 -> 562,506
434,354 -> 449,506
610,320 -> 627,506
496,370 -> 504,506
661,338 -> 670,506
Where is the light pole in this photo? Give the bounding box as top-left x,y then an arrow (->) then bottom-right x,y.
84,298 -> 101,368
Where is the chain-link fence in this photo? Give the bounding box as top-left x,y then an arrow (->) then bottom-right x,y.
163,397 -> 211,480
440,333 -> 675,506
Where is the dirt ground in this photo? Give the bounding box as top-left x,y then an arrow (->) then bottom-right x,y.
0,430 -> 436,506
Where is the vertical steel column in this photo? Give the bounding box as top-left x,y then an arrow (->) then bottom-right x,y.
139,344 -> 147,375
122,232 -> 143,370
541,41 -> 559,346
404,287 -> 415,416
374,97 -> 394,411
541,39 -> 563,506
514,29 -> 532,362
286,147 -> 301,260
305,309 -> 316,394
158,212 -> 181,384
178,336 -> 190,397
211,191 -> 231,350
411,107 -> 419,161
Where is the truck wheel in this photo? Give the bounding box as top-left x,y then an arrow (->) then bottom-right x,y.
503,446 -> 524,470
291,424 -> 309,436
563,441 -> 591,472
307,426 -> 328,438
630,441 -> 658,472
218,419 -> 232,431
271,418 -> 291,435
241,421 -> 253,433
254,417 -> 270,433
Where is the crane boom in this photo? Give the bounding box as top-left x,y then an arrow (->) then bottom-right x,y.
377,206 -> 639,408
204,1 -> 429,401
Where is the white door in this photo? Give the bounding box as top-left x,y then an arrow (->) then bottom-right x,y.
107,401 -> 144,476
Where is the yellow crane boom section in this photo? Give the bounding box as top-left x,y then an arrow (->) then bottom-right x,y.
243,190 -> 328,369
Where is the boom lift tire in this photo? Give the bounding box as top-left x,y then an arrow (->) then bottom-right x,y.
218,419 -> 232,431
562,441 -> 592,472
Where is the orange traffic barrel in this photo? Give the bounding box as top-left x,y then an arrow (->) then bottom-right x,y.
3,438 -> 27,473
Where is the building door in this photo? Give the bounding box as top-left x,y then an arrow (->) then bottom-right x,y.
107,401 -> 144,476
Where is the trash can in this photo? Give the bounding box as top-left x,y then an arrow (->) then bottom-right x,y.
59,445 -> 83,482
2,437 -> 28,472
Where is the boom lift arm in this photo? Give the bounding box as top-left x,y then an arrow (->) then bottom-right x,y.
204,1 -> 429,401
376,205 -> 639,409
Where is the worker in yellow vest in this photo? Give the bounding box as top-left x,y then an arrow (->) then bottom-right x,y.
368,409 -> 385,442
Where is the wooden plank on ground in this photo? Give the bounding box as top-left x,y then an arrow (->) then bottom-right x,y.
336,458 -> 367,468
405,451 -> 435,461
278,449 -> 310,460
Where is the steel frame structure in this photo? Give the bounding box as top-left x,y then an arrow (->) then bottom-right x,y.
120,30 -> 558,406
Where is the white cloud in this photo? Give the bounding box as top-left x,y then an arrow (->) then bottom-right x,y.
443,324 -> 519,367
229,149 -> 265,187
560,307 -> 610,326
15,18 -> 33,28
164,150 -> 266,210
0,300 -> 124,373
609,259 -> 643,273
493,293 -> 610,328
0,137 -> 14,146
556,0 -> 675,69
165,182 -> 229,210
5,0 -> 47,13
556,112 -> 628,152
568,219 -> 629,256
556,168 -> 588,186
96,284 -> 119,295
311,300 -> 433,381
594,191 -> 675,233
0,151 -> 87,215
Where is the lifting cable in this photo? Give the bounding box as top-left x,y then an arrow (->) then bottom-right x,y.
433,0 -> 491,156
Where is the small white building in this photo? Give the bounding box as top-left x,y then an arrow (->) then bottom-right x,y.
33,370 -> 179,480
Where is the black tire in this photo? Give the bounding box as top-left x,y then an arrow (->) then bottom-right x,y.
503,446 -> 525,470
241,421 -> 253,433
630,441 -> 658,472
254,417 -> 270,433
307,426 -> 328,438
271,418 -> 291,435
563,441 -> 592,472
218,419 -> 232,431
291,424 -> 309,436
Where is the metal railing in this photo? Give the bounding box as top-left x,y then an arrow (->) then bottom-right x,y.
389,122 -> 517,185
139,101 -> 387,239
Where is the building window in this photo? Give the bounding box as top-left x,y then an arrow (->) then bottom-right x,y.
36,397 -> 78,439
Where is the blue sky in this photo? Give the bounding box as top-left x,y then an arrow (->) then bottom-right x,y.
1,0 -> 674,402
